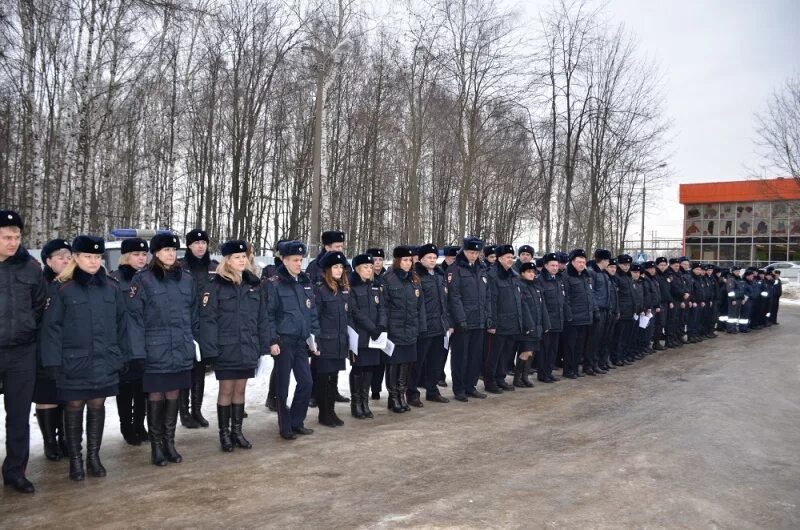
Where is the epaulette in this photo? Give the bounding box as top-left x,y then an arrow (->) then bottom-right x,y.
269,274 -> 283,283
107,275 -> 119,283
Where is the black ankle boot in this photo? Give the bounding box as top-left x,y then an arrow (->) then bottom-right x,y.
179,389 -> 199,428
397,364 -> 411,412
360,370 -> 374,418
513,358 -> 525,388
163,399 -> 182,463
191,365 -> 209,427
333,371 -> 350,403
64,408 -> 85,481
329,374 -> 344,426
86,406 -> 107,477
231,404 -> 252,449
217,404 -> 233,452
350,372 -> 365,419
147,400 -> 168,466
36,408 -> 62,461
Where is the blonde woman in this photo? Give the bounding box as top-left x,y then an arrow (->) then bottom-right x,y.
199,240 -> 269,451
40,236 -> 128,481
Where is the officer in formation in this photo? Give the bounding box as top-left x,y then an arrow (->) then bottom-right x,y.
0,210 -> 788,494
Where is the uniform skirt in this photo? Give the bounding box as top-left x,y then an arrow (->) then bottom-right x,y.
57,384 -> 118,402
351,347 -> 381,367
34,377 -> 59,404
142,370 -> 192,393
385,343 -> 416,365
315,357 -> 346,374
215,368 -> 255,381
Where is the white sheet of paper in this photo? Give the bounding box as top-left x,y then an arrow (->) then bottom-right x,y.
193,340 -> 202,362
639,315 -> 650,329
255,356 -> 270,380
368,332 -> 388,350
383,339 -> 395,357
347,326 -> 360,355
443,330 -> 452,350
306,334 -> 317,353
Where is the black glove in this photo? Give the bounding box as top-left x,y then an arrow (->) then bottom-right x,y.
370,330 -> 383,341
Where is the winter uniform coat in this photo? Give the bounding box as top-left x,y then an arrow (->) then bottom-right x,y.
0,245 -> 47,348
265,264 -> 320,345
447,251 -> 490,330
616,269 -> 636,319
414,262 -> 451,338
179,252 -> 218,302
127,266 -> 199,374
382,268 -> 427,346
587,262 -> 612,311
487,265 -> 532,336
536,270 -> 569,332
314,281 -> 351,361
348,272 -> 387,347
40,267 -> 128,390
199,270 -> 270,372
520,278 -> 551,341
563,263 -> 595,326
631,277 -> 645,315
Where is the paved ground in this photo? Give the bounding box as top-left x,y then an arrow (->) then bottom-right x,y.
2,307 -> 799,529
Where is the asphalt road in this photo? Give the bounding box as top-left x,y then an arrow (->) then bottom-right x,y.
2,307 -> 799,529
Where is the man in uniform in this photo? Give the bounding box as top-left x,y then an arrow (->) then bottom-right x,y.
587,249 -> 614,372
513,245 -> 535,273
0,211 -> 47,494
447,237 -> 490,402
769,268 -> 782,325
653,257 -> 672,350
536,253 -> 568,381
441,246 -> 459,272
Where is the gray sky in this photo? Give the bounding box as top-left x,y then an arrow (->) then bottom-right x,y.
593,0 -> 800,240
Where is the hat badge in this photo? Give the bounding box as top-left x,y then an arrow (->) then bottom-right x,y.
94,244 -> 99,249
299,246 -> 303,252
173,237 -> 177,243
197,232 -> 201,236
140,243 -> 145,247
6,214 -> 12,220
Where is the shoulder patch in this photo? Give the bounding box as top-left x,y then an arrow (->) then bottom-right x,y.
202,292 -> 210,307
447,272 -> 453,284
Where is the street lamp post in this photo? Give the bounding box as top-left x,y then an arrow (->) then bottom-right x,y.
304,39 -> 353,257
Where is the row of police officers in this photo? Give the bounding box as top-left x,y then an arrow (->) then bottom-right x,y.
0,210 -> 785,494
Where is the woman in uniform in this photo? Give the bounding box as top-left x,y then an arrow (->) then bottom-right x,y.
199,240 -> 269,452
313,251 -> 351,427
347,254 -> 386,419
111,238 -> 149,445
128,233 -> 198,466
382,246 -> 426,413
516,262 -> 550,387
40,236 -> 128,481
34,239 -> 72,461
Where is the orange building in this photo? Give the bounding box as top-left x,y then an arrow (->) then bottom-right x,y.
679,177 -> 800,265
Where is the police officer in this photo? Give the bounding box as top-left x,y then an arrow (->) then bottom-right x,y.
482,245 -> 497,270
348,254 -> 387,418
313,251 -> 351,427
536,253 -> 567,382
769,269 -> 782,324
602,258 -> 620,370
39,236 -> 128,481
306,231 -> 350,407
642,261 -> 661,354
34,239 -> 72,461
587,249 -> 614,373
262,239 -> 288,413
723,268 -> 743,333
447,237 -> 489,401
199,240 -> 270,452
513,245 -> 535,273
562,249 -> 595,377
485,244 -> 532,392
366,246 -> 387,399
265,240 -> 319,440
614,254 -> 636,366
516,262 -> 550,386
412,244 -> 451,405
441,245 -> 459,272
687,262 -> 707,343
178,229 -> 218,429
739,268 -> 759,332
629,263 -> 647,360
128,233 -> 198,466
667,258 -> 690,347
652,257 -> 672,351
0,211 -> 47,494
111,238 -> 150,446
382,246 -> 427,412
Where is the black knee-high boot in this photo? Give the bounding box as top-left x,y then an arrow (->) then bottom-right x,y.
57,404 -> 68,456
333,371 -> 349,403
350,371 -> 364,419
36,408 -> 62,461
179,388 -> 199,428
397,364 -> 411,412
147,400 -> 167,466
329,374 -> 344,426
64,407 -> 85,481
386,364 -> 403,413
86,406 -> 107,477
217,404 -> 233,452
231,403 -> 252,449
360,370 -> 374,418
191,363 -> 209,427
163,399 -> 182,463
133,381 -> 148,442
317,375 -> 336,427
117,382 -> 138,445
265,368 -> 277,411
